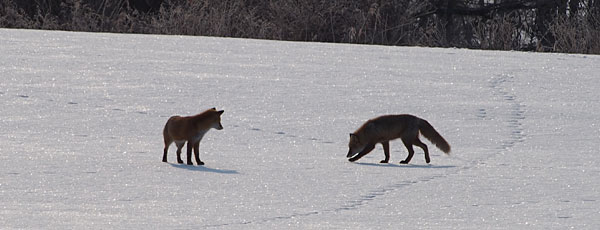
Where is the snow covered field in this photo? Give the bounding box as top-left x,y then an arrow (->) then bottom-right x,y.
1,28 -> 599,229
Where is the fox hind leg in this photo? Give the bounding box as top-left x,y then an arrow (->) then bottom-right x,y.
163,146 -> 170,162
413,137 -> 430,163
400,137 -> 415,164
163,136 -> 173,162
163,126 -> 172,162
380,141 -> 390,163
175,141 -> 185,164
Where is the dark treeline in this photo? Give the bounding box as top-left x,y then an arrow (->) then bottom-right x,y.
1,0 -> 599,54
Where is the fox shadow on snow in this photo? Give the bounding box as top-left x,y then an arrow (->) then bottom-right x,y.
168,163 -> 239,174
355,162 -> 456,169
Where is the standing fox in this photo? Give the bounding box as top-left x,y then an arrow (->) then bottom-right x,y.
162,108 -> 224,165
347,114 -> 450,164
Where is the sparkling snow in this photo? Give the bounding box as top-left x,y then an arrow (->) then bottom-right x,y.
1,29 -> 599,229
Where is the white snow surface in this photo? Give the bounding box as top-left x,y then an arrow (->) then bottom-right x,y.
1,29 -> 599,229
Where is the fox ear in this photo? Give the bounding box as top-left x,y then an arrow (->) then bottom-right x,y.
217,110 -> 224,115
211,107 -> 216,110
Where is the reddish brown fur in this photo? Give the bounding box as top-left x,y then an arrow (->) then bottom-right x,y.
162,108 -> 224,165
347,114 -> 450,164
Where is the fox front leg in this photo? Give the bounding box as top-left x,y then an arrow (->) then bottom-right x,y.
193,141 -> 204,165
186,141 -> 194,165
380,141 -> 390,163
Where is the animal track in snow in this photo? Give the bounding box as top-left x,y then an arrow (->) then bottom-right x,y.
205,75 -> 528,228
476,108 -> 487,119
244,126 -> 336,145
490,74 -> 527,148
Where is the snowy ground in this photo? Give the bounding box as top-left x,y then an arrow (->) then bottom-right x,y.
1,28 -> 599,229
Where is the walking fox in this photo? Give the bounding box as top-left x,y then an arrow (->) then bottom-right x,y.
162,108 -> 224,165
347,114 -> 450,164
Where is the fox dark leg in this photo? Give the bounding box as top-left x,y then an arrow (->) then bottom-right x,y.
163,136 -> 173,162
162,147 -> 169,162
414,137 -> 430,163
349,143 -> 376,162
175,142 -> 184,164
193,141 -> 204,165
163,143 -> 171,163
380,141 -> 390,163
186,141 -> 194,165
400,137 -> 415,164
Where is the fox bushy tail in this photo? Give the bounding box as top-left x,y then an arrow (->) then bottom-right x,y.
418,119 -> 451,154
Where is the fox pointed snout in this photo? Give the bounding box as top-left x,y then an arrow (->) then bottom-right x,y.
347,149 -> 355,158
